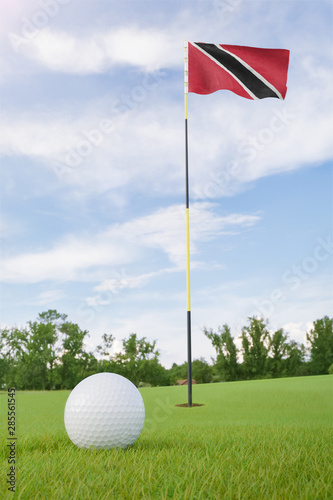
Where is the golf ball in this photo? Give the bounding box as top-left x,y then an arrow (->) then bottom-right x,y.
64,372 -> 145,449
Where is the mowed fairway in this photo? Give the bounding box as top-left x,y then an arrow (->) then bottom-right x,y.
1,376 -> 332,499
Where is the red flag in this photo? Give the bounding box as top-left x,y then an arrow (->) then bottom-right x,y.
188,43 -> 290,100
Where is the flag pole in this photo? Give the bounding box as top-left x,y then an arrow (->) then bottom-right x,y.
184,40 -> 192,408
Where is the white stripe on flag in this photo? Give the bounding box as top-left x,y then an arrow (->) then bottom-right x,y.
216,45 -> 283,100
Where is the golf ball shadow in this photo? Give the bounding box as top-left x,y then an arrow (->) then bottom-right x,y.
64,373 -> 145,449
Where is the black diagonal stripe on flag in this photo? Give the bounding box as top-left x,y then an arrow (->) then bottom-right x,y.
195,43 -> 280,99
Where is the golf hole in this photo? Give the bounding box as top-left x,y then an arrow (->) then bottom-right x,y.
175,403 -> 205,407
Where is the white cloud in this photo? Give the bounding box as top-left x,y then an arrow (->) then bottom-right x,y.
0,233 -> 135,283
34,289 -> 65,305
106,203 -> 260,268
20,29 -> 106,73
103,27 -> 179,71
0,203 -> 260,283
0,114 -> 74,158
94,267 -> 179,294
15,26 -> 179,73
282,322 -> 304,341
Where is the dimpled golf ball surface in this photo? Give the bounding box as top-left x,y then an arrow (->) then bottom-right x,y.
64,373 -> 145,449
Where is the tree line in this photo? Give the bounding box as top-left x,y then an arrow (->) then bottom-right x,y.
0,310 -> 332,390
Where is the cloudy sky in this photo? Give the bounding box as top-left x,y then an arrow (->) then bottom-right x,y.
0,0 -> 332,367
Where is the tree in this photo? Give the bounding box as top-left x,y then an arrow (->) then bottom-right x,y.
0,327 -> 29,388
96,333 -> 115,358
96,333 -> 115,372
112,333 -> 160,387
285,340 -> 306,376
28,312 -> 65,390
0,311 -> 68,390
241,317 -> 270,379
168,362 -> 188,385
192,358 -> 213,384
267,329 -> 288,378
0,334 -> 5,387
60,322 -> 90,389
306,316 -> 333,375
77,351 -> 99,380
37,310 -> 67,327
203,324 -> 238,381
142,357 -> 171,386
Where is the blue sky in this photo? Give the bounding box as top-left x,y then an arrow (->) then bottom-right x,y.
0,0 -> 332,367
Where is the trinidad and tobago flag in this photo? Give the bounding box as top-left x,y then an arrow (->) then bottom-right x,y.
188,43 -> 290,100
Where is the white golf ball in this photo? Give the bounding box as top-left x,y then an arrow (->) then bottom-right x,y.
64,372 -> 145,449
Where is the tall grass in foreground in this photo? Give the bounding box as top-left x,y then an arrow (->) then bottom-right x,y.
1,376 -> 332,499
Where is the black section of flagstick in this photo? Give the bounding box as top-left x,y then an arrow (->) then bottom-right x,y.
187,311 -> 192,407
185,116 -> 192,408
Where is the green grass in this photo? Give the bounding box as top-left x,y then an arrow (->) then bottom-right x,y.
1,376 -> 332,499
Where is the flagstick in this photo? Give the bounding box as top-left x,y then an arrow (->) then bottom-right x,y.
184,41 -> 192,408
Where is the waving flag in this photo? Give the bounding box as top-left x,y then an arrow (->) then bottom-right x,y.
188,43 -> 290,100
